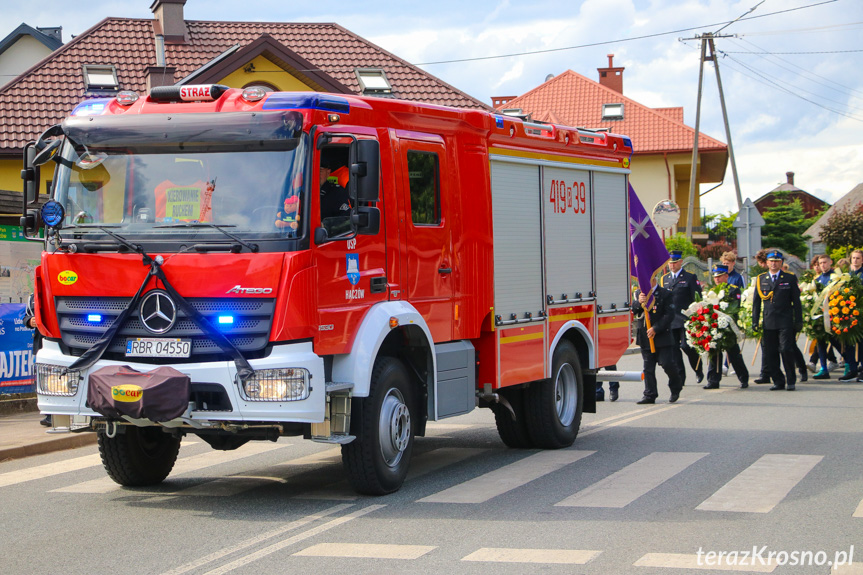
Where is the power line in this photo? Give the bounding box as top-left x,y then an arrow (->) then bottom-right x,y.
719,53 -> 863,123
414,0 -> 839,66
730,37 -> 863,98
722,49 -> 863,54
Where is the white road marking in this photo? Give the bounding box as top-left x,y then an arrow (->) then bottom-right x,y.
418,450 -> 594,504
556,452 -> 708,508
462,548 -> 601,564
278,446 -> 341,466
635,552 -> 776,572
53,442 -> 287,494
159,503 -> 353,575
293,543 -> 436,559
200,504 -> 385,575
697,454 -> 823,513
0,439 -> 198,489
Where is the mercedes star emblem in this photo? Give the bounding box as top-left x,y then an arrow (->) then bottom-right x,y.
139,290 -> 177,334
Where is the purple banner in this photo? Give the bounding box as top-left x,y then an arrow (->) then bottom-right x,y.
629,184 -> 670,308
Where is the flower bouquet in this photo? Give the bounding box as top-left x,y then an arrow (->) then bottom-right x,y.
819,272 -> 863,346
684,286 -> 744,356
799,279 -> 829,343
738,279 -> 760,339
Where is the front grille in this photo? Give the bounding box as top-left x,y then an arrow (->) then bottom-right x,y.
56,296 -> 276,363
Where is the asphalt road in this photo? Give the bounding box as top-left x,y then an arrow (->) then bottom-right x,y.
1,343 -> 862,575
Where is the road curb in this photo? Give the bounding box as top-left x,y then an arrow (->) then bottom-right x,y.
0,395 -> 38,416
0,432 -> 98,463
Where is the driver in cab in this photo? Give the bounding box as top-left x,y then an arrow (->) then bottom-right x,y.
319,150 -> 351,235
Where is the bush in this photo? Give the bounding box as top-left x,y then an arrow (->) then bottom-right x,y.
664,233 -> 698,258
699,242 -> 733,262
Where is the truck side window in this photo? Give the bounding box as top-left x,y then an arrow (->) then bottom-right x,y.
407,150 -> 440,225
319,147 -> 352,236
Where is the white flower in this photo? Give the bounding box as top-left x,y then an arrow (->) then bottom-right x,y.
718,316 -> 729,328
719,301 -> 729,310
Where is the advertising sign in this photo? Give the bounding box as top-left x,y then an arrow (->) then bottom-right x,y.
0,303 -> 35,394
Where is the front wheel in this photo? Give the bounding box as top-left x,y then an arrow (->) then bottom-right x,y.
342,357 -> 416,495
98,426 -> 181,486
524,340 -> 583,449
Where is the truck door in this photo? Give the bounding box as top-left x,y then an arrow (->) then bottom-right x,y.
314,136 -> 388,354
396,136 -> 453,342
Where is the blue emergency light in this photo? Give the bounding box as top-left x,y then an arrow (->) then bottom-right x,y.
87,314 -> 103,323
217,315 -> 235,325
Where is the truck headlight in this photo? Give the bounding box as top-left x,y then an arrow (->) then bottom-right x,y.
36,364 -> 81,396
240,368 -> 310,402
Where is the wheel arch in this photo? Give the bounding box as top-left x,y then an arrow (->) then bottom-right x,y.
548,321 -> 596,414
331,301 -> 435,435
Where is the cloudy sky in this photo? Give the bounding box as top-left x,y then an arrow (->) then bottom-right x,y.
3,0 -> 861,215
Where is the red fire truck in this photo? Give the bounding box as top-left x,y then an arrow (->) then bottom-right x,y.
21,85 -> 633,494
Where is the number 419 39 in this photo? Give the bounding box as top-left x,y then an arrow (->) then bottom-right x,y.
549,180 -> 587,214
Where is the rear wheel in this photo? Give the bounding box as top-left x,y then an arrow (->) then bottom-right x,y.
491,387 -> 533,448
524,340 -> 583,448
342,357 -> 415,495
98,426 -> 181,486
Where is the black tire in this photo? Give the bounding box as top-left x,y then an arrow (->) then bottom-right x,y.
98,426 -> 181,487
491,387 -> 533,448
524,340 -> 583,449
342,357 -> 415,495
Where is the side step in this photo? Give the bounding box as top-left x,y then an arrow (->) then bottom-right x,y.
311,382 -> 355,444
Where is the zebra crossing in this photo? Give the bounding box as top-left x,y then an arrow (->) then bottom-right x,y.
2,425 -> 861,574
0,433 -> 855,514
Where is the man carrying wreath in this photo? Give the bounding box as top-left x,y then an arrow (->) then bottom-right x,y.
703,264 -> 750,389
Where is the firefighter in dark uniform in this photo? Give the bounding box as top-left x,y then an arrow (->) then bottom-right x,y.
633,286 -> 683,404
704,264 -> 750,389
660,250 -> 704,384
752,250 -> 803,390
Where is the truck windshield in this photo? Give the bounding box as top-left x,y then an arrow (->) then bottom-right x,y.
51,112 -> 307,242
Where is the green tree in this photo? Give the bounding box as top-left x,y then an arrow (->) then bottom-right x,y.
703,211 -> 737,241
761,191 -> 810,258
664,233 -> 698,258
819,203 -> 863,251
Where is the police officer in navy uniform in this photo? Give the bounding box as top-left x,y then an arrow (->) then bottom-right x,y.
633,286 -> 683,404
752,250 -> 803,390
660,250 -> 704,385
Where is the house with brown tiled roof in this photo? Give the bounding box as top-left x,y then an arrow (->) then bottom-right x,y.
0,0 -> 489,225
753,171 -> 829,219
493,55 -> 729,237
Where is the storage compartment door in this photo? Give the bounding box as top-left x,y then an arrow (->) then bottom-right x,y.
490,161 -> 543,322
593,172 -> 629,312
543,166 -> 593,302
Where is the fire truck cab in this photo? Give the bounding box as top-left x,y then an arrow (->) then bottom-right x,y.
22,85 -> 633,494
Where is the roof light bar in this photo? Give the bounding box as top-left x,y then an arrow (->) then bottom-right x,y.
149,84 -> 230,103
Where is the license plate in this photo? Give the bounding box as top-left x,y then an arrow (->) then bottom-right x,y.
126,338 -> 191,358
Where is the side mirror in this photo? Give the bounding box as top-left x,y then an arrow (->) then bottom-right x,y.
353,206 -> 380,235
32,138 -> 62,167
355,140 -> 380,202
21,143 -> 41,205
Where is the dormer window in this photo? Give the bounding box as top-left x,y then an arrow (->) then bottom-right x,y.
602,103 -> 624,120
355,68 -> 392,95
83,65 -> 119,92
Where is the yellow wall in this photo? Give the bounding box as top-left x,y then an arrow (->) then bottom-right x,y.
0,158 -> 54,215
218,55 -> 314,91
629,152 -> 702,236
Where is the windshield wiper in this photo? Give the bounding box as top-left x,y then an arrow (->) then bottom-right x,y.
153,223 -> 259,253
67,224 -> 147,257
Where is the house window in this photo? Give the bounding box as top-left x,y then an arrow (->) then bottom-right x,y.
355,68 -> 392,95
83,65 -> 119,92
602,103 -> 624,120
407,151 -> 440,225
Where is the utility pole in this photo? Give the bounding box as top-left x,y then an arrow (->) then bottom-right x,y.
681,1 -> 763,240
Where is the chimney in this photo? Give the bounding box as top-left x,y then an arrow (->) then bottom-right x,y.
36,27 -> 62,43
146,66 -> 177,92
597,54 -> 624,94
786,171 -> 795,186
151,0 -> 187,43
491,96 -> 516,109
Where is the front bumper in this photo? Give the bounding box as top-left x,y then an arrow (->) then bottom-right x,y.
35,340 -> 326,423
